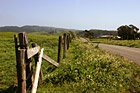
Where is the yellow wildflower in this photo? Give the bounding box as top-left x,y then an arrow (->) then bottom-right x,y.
120,84 -> 123,87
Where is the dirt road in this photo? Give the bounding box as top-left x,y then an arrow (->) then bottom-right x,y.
97,43 -> 140,66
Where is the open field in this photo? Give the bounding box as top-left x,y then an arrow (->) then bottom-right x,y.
0,32 -> 140,92
90,38 -> 140,48
0,32 -> 59,92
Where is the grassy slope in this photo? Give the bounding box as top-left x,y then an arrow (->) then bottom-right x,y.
90,38 -> 140,48
0,32 -> 140,93
37,39 -> 140,93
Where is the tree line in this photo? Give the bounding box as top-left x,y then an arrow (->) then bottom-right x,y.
117,24 -> 139,40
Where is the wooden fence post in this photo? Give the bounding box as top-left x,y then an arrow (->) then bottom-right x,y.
18,49 -> 26,93
31,48 -> 44,93
32,43 -> 43,84
19,32 -> 25,49
67,34 -> 70,50
19,32 -> 33,90
63,33 -> 67,58
69,33 -> 72,43
14,35 -> 21,90
57,36 -> 62,62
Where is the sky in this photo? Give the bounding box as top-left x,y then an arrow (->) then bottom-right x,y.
0,0 -> 140,30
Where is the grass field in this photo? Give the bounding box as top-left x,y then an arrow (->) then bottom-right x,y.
0,32 -> 59,92
0,32 -> 140,92
90,38 -> 140,48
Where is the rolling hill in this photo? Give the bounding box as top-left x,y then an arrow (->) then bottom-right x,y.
0,25 -> 76,33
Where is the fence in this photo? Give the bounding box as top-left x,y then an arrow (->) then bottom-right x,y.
14,32 -> 74,93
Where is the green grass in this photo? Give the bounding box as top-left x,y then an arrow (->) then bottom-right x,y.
36,39 -> 140,93
0,32 -> 59,92
0,32 -> 140,93
90,38 -> 140,48
0,32 -> 17,89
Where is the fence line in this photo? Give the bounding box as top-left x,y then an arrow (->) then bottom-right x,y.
14,32 -> 74,93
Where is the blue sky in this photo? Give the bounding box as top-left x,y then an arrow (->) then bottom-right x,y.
0,0 -> 140,30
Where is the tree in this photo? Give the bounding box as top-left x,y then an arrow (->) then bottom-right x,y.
129,25 -> 139,40
137,32 -> 140,39
117,24 -> 139,40
84,30 -> 94,39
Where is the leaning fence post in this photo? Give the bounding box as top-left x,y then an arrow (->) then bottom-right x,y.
57,36 -> 62,62
31,48 -> 44,93
18,49 -> 26,93
32,43 -> 43,84
63,33 -> 67,58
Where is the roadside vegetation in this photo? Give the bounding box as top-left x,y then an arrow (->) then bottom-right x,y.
0,32 -> 140,93
90,38 -> 140,48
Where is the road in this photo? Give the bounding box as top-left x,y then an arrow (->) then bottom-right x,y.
96,43 -> 140,66
79,37 -> 140,66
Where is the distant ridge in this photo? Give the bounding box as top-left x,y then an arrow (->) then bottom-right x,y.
0,25 -> 117,37
0,25 -> 77,33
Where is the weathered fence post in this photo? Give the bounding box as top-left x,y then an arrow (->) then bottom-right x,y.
32,43 -> 43,84
67,34 -> 70,50
57,36 -> 62,62
32,48 -> 44,93
24,33 -> 33,89
14,35 -> 21,90
63,33 -> 67,58
19,32 -> 33,90
19,33 -> 25,49
69,34 -> 71,43
69,33 -> 72,43
18,49 -> 26,93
